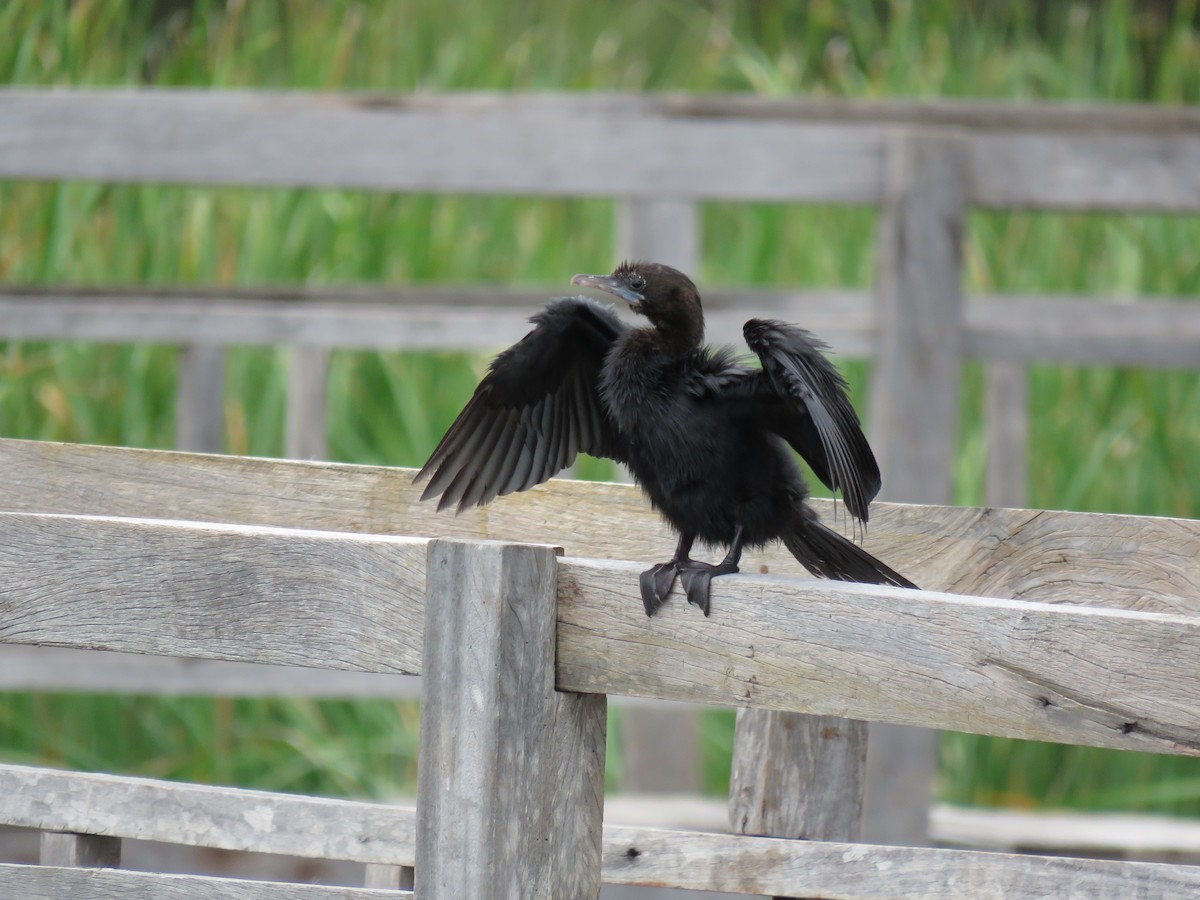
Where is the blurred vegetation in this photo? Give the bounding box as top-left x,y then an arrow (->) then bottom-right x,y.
2,0 -> 1200,814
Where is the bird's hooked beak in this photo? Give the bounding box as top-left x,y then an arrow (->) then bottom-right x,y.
572,273 -> 644,310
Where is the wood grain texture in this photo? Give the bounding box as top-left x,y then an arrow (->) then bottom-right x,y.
555,558 -> 1200,754
0,512 -> 425,675
729,709 -> 867,841
2,439 -> 1199,615
39,832 -> 121,867
869,131 -> 969,505
7,762 -> 1200,896
0,763 -> 416,866
417,540 -> 606,899
600,825 -> 1200,898
0,865 -> 407,900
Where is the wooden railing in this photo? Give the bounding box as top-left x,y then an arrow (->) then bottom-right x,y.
0,439 -> 1198,896
2,89 -> 1199,849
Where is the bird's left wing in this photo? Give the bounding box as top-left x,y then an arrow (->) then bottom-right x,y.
740,318 -> 881,523
415,296 -> 629,513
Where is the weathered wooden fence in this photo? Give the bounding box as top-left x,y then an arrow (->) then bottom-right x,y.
1,437 -> 1200,897
2,89 -> 1199,848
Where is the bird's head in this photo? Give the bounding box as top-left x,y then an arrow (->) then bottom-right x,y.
572,261 -> 704,349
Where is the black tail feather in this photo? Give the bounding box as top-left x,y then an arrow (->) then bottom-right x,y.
782,516 -> 917,589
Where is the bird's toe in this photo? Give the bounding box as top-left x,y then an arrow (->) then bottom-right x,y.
639,562 -> 678,617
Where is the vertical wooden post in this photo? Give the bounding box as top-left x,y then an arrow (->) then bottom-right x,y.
177,344 -> 225,453
614,197 -> 706,797
615,198 -> 700,273
417,539 -> 606,900
985,360 -> 1029,509
286,345 -> 330,460
39,832 -> 121,868
864,131 -> 969,846
730,712 -> 868,844
869,131 -> 968,504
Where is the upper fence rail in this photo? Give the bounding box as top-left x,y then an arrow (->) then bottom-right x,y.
2,89 -> 1200,211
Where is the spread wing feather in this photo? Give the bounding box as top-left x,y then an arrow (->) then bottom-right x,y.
415,296 -> 628,513
742,318 -> 882,523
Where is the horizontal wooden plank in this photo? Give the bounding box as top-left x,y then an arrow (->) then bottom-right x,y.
2,90 -> 1198,211
0,285 -> 874,356
600,825 -> 1200,898
0,90 -> 886,202
931,804 -> 1200,855
556,558 -> 1200,754
966,294 -> 1200,367
0,512 -> 424,675
0,866 -> 404,900
972,131 -> 1200,211
659,94 -> 1200,133
0,646 -> 421,698
5,764 -> 1200,898
6,286 -> 1200,369
0,764 -> 416,866
2,504 -> 1198,749
2,439 -> 1197,617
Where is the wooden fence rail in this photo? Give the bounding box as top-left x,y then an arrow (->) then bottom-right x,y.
2,89 -> 1199,853
0,440 -> 1199,895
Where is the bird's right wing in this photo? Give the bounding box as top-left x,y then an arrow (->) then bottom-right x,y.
741,318 -> 881,524
415,296 -> 628,513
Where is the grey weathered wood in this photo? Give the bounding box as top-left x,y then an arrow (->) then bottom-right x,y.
985,361 -> 1029,509
599,826 -> 1200,897
0,90 -> 886,202
6,287 -> 1200,367
9,762 -> 1200,895
554,558 -> 1200,754
864,131 -> 968,849
965,294 -> 1200,367
5,440 -> 1200,616
861,722 -> 936,845
615,198 -> 700,273
39,831 -> 121,867
0,285 -> 873,356
4,91 -> 1200,211
869,131 -> 969,505
931,804 -> 1200,855
0,645 -> 423,698
1,763 -> 417,865
0,512 -> 425,675
417,540 -> 606,899
286,345 -> 329,460
971,131 -> 1200,211
730,710 -> 867,841
619,708 -> 702,793
0,865 -> 407,899
363,865 -> 413,890
176,344 -> 225,453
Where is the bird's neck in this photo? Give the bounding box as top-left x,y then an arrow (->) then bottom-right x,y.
647,311 -> 704,359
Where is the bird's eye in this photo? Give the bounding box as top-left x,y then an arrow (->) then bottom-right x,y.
629,274 -> 646,291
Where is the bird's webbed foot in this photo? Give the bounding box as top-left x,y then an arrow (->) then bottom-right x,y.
639,561 -> 682,617
678,560 -> 740,617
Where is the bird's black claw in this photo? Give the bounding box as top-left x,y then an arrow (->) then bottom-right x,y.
639,562 -> 679,617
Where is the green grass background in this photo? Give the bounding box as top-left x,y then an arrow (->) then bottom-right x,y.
3,0 -> 1200,814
